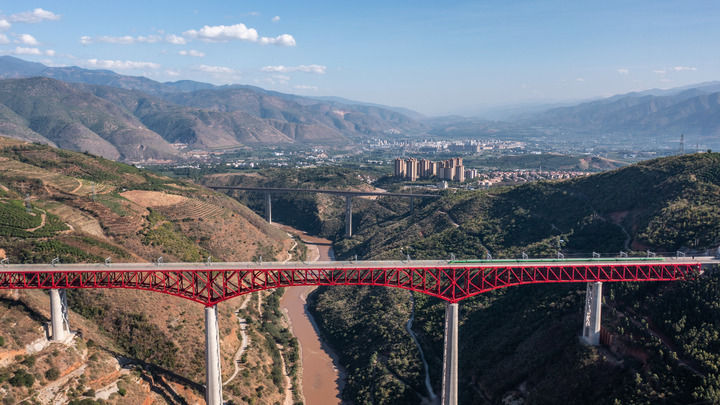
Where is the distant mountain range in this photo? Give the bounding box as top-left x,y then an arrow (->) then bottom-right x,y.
0,56 -> 427,160
524,82 -> 720,146
1,55 -> 720,157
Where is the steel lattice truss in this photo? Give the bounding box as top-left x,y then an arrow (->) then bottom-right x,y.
0,262 -> 699,305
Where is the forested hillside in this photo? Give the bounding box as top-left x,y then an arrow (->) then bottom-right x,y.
336,152 -> 720,260
309,153 -> 720,404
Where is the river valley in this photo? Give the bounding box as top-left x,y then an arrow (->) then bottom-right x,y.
277,225 -> 345,405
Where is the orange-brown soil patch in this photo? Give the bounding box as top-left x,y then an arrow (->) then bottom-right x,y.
120,190 -> 188,207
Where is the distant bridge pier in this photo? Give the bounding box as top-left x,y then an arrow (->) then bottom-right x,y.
264,192 -> 272,223
205,305 -> 223,405
581,282 -> 602,345
441,302 -> 459,405
345,195 -> 352,237
410,196 -> 415,214
49,289 -> 69,341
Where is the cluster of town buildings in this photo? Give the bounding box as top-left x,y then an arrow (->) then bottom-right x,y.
476,170 -> 589,187
394,157 -> 472,182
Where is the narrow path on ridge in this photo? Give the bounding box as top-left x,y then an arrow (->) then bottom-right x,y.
224,294 -> 252,386
406,294 -> 437,402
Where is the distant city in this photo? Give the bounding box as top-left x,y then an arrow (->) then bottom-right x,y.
394,156 -> 589,187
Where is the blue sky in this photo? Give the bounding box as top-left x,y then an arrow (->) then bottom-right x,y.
0,1 -> 718,115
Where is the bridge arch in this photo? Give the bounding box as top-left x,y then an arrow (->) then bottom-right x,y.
0,262 -> 699,306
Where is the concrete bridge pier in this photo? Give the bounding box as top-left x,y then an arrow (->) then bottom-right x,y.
441,302 -> 459,405
410,196 -> 415,214
49,289 -> 69,341
264,192 -> 272,223
582,282 -> 602,345
345,195 -> 352,237
205,305 -> 223,405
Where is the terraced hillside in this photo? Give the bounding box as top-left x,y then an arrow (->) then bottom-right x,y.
0,136 -> 299,404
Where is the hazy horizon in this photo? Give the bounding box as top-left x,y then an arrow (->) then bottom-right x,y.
1,1 -> 718,115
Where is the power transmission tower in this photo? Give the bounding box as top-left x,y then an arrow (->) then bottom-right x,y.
679,134 -> 685,154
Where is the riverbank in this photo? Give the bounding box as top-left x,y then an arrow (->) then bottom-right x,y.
277,224 -> 345,405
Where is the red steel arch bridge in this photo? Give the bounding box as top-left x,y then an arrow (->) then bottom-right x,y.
0,257 -> 714,405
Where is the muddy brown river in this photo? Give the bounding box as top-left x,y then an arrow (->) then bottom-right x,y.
277,226 -> 344,405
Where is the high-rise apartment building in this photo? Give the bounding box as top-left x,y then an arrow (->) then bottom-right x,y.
394,158 -> 407,177
394,156 -> 466,182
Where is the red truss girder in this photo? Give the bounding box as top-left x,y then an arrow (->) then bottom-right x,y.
0,263 -> 699,305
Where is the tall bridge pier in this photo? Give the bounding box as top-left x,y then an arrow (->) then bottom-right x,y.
582,282 -> 602,345
264,192 -> 272,223
2,258 -> 705,405
345,195 -> 353,237
442,302 -> 459,405
49,289 -> 69,341
205,305 -> 224,405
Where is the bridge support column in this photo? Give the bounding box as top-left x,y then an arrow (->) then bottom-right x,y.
264,192 -> 272,223
441,302 -> 459,405
345,195 -> 352,237
205,305 -> 223,405
582,282 -> 602,346
49,289 -> 69,341
410,196 -> 415,215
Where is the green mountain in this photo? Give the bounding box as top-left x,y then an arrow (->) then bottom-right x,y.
307,153 -> 720,404
337,152 -> 720,260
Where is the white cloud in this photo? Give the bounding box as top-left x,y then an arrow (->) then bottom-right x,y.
10,8 -> 60,23
0,34 -> 9,44
261,64 -> 326,74
179,49 -> 205,57
673,66 -> 697,71
45,49 -> 55,56
294,84 -> 318,91
575,77 -> 585,82
259,34 -> 296,46
166,34 -> 187,45
80,35 -> 165,45
272,16 -> 280,22
653,69 -> 666,75
0,19 -> 10,30
15,33 -> 39,45
166,69 -> 181,76
184,23 -> 258,42
12,46 -> 41,55
616,68 -> 629,75
183,23 -> 296,46
198,64 -> 234,74
79,34 -> 163,45
86,59 -> 161,70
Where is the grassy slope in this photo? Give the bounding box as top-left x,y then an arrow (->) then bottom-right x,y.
0,137 -> 295,404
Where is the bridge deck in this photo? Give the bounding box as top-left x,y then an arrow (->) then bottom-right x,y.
0,257 -> 715,272
208,185 -> 440,198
